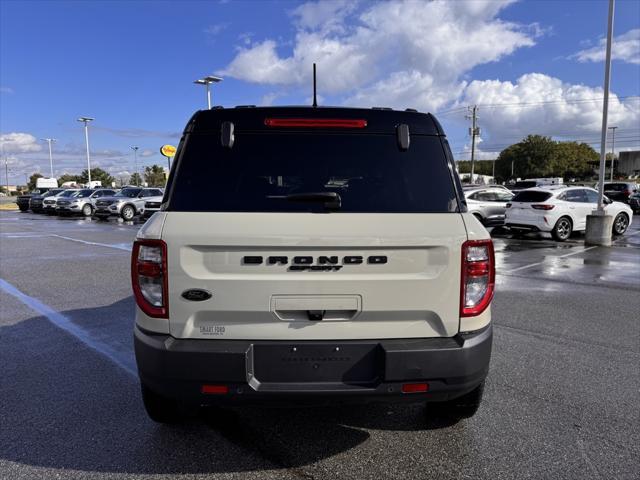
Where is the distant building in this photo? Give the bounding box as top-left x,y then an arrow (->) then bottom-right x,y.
617,151 -> 640,176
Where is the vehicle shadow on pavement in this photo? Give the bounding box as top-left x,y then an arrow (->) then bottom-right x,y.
0,300 -> 461,476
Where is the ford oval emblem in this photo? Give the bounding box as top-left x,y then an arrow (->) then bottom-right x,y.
181,289 -> 212,302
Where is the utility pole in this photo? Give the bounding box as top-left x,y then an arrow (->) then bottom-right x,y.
131,146 -> 139,186
466,106 -> 479,184
4,156 -> 9,195
609,126 -> 617,181
41,138 -> 56,177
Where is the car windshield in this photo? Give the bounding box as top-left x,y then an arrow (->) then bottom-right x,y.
514,181 -> 538,189
168,132 -> 458,213
43,189 -> 63,197
73,189 -> 93,198
115,188 -> 141,198
512,191 -> 552,202
59,190 -> 77,197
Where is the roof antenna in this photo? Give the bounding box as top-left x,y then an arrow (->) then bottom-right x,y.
312,63 -> 318,107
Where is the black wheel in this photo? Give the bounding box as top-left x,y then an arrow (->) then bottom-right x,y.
18,206 -> 28,212
551,217 -> 572,242
612,213 -> 629,236
427,381 -> 485,420
141,384 -> 182,424
82,203 -> 93,217
121,205 -> 135,221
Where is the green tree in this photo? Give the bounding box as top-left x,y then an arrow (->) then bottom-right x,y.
27,173 -> 43,190
129,172 -> 143,186
57,173 -> 81,185
551,142 -> 598,179
78,168 -> 115,187
493,135 -> 598,182
144,164 -> 166,187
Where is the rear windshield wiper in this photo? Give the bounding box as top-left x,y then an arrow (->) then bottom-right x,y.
267,192 -> 342,210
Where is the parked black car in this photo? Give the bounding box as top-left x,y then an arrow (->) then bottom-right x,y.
629,192 -> 640,213
16,188 -> 54,212
29,188 -> 65,213
603,182 -> 639,204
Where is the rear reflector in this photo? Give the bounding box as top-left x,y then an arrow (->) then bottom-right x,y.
402,383 -> 429,394
264,118 -> 367,128
201,385 -> 229,395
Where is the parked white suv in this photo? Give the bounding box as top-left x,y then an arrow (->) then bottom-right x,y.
132,106 -> 495,423
505,186 -> 633,241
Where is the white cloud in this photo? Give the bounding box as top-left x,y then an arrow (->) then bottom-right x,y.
456,73 -> 640,154
0,133 -> 43,154
220,0 -> 534,107
140,149 -> 155,157
571,29 -> 640,64
204,23 -> 229,36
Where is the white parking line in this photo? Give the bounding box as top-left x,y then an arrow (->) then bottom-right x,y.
0,278 -> 136,377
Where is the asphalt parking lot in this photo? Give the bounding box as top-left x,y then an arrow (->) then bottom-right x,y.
1,211 -> 639,480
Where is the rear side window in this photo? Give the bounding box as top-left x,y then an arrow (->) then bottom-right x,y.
604,183 -> 626,191
168,133 -> 458,213
512,191 -> 552,202
514,181 -> 537,189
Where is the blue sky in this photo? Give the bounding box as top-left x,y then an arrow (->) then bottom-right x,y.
1,0 -> 639,184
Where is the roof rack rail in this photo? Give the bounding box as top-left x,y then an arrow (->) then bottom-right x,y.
405,108 -> 418,112
371,107 -> 392,110
235,105 -> 256,108
211,105 -> 224,110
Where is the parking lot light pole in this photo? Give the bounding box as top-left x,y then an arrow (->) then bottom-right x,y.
41,138 -> 56,177
194,76 -> 223,109
586,0 -> 615,246
131,146 -> 139,186
77,117 -> 94,186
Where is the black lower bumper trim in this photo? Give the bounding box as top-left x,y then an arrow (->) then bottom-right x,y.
134,325 -> 492,405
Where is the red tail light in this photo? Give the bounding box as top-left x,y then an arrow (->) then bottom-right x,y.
201,385 -> 229,395
623,189 -> 631,197
264,118 -> 367,128
531,204 -> 554,210
402,383 -> 429,393
460,239 -> 495,317
131,239 -> 168,318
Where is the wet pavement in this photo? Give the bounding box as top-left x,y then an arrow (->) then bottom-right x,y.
1,211 -> 638,480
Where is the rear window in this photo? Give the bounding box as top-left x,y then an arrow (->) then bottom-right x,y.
512,191 -> 552,202
168,133 -> 458,213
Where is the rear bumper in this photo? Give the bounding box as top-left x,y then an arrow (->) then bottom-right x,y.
134,324 -> 492,406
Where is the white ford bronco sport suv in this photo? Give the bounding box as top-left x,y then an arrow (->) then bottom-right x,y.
132,106 -> 494,423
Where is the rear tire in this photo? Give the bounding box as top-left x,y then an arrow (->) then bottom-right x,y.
18,206 -> 28,212
612,213 -> 629,236
141,384 -> 182,424
551,217 -> 572,242
427,381 -> 485,420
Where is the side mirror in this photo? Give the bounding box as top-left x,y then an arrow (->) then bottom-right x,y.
604,196 -> 612,205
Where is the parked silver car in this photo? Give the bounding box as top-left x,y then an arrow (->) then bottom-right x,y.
140,195 -> 164,220
94,187 -> 164,221
42,189 -> 79,214
464,186 -> 514,226
56,188 -> 117,216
